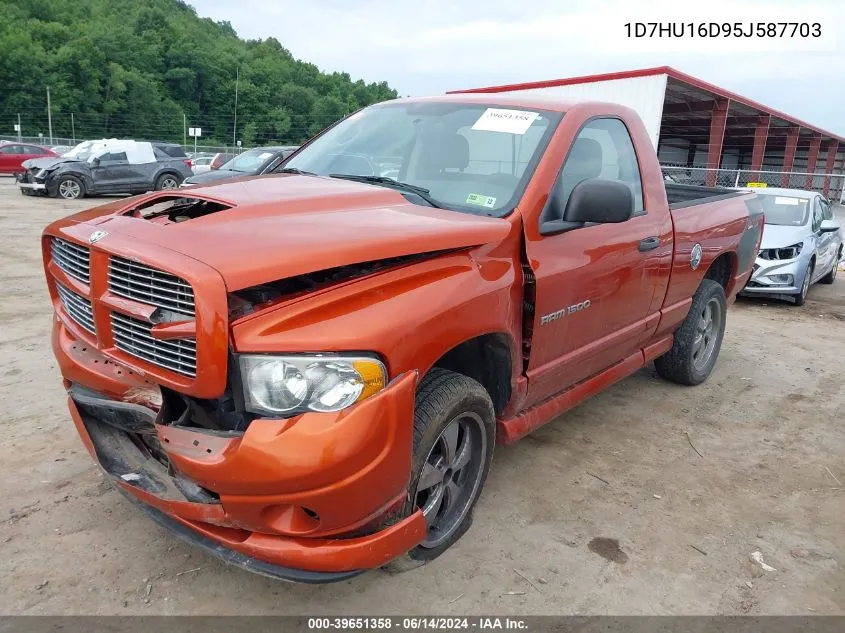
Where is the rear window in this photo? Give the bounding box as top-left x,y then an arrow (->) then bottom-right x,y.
759,195 -> 810,226
156,145 -> 187,158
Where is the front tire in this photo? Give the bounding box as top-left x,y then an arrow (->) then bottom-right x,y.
655,279 -> 727,386
793,260 -> 814,305
384,369 -> 495,572
56,175 -> 85,199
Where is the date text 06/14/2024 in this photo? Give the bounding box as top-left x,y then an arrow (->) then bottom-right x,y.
307,617 -> 529,630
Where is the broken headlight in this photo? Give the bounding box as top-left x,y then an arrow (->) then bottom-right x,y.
238,354 -> 386,416
759,243 -> 803,261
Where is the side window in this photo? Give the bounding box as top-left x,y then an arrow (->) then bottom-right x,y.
557,118 -> 645,215
101,152 -> 128,163
25,145 -> 43,154
812,198 -> 824,231
0,145 -> 21,154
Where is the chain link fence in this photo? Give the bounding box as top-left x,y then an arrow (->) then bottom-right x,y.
661,164 -> 845,203
0,135 -> 246,156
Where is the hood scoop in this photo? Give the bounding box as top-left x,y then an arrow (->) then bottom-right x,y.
126,195 -> 235,225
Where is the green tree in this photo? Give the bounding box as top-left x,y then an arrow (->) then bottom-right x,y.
0,0 -> 398,144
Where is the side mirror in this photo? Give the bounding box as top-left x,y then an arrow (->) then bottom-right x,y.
819,219 -> 840,233
540,178 -> 634,236
91,157 -> 101,166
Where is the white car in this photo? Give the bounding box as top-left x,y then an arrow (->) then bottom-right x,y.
740,187 -> 842,305
190,155 -> 214,175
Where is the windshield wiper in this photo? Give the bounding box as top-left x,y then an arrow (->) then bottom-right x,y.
329,174 -> 441,208
276,167 -> 317,176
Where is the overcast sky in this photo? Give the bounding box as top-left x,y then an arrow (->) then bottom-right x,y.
192,0 -> 845,135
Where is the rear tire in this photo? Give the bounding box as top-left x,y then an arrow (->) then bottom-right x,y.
154,173 -> 180,190
655,279 -> 727,386
819,251 -> 840,285
383,368 -> 495,573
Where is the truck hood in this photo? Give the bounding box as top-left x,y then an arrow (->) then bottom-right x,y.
72,174 -> 512,290
760,224 -> 810,249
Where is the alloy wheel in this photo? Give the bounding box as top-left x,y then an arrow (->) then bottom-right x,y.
415,412 -> 487,549
692,297 -> 722,371
59,180 -> 81,199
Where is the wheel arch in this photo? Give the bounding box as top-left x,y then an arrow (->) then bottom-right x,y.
426,333 -> 513,416
704,251 -> 736,292
156,169 -> 184,184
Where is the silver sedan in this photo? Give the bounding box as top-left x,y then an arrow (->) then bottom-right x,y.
740,187 -> 842,305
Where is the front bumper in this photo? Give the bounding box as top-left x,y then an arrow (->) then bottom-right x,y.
18,182 -> 46,191
55,320 -> 426,581
740,255 -> 803,296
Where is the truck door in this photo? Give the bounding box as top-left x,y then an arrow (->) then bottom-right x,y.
522,117 -> 672,408
815,197 -> 835,275
91,151 -> 137,192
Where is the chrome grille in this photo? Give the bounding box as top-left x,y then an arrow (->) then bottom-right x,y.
108,257 -> 195,317
110,313 -> 196,377
51,238 -> 90,284
55,283 -> 95,335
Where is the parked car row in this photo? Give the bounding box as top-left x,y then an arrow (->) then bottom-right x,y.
182,146 -> 298,186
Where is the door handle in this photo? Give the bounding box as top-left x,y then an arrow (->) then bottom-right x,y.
638,236 -> 660,252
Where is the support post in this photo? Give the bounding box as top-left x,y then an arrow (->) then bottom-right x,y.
780,126 -> 800,187
749,115 -> 770,180
804,134 -> 822,190
822,140 -> 839,198
705,98 -> 729,186
46,86 -> 53,146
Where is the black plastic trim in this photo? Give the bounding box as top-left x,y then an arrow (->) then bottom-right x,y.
121,491 -> 365,583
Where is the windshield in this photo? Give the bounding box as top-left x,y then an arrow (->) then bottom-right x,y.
759,194 -> 811,226
220,149 -> 277,173
284,101 -> 562,216
63,141 -> 96,160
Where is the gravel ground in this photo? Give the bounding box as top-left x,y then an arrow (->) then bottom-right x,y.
1,179 -> 843,615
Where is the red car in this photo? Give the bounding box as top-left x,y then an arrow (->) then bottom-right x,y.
0,143 -> 58,175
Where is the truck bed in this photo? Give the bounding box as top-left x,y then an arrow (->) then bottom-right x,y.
665,183 -> 745,210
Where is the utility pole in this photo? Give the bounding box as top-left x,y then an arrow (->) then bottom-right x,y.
233,66 -> 239,150
46,86 -> 53,146
71,112 -> 76,145
17,113 -> 22,142
183,113 -> 187,148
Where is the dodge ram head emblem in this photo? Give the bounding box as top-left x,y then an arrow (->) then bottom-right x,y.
88,230 -> 108,244
690,243 -> 702,270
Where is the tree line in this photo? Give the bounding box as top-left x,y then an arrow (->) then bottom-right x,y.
0,0 -> 398,146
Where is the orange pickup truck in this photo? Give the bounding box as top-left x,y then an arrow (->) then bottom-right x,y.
43,95 -> 763,582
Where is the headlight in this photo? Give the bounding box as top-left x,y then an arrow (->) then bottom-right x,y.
239,354 -> 387,416
759,243 -> 802,260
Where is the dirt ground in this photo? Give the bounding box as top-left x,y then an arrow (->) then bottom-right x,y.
1,178 -> 843,615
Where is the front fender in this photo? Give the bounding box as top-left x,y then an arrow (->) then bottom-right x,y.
231,247 -> 521,383
46,167 -> 94,195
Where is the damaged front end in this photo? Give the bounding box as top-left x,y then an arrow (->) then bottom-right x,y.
16,163 -> 51,195
62,341 -> 425,580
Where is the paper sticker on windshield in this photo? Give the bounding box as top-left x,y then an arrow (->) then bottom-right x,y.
466,193 -> 497,208
471,109 -> 539,135
258,152 -> 273,159
774,197 -> 801,205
